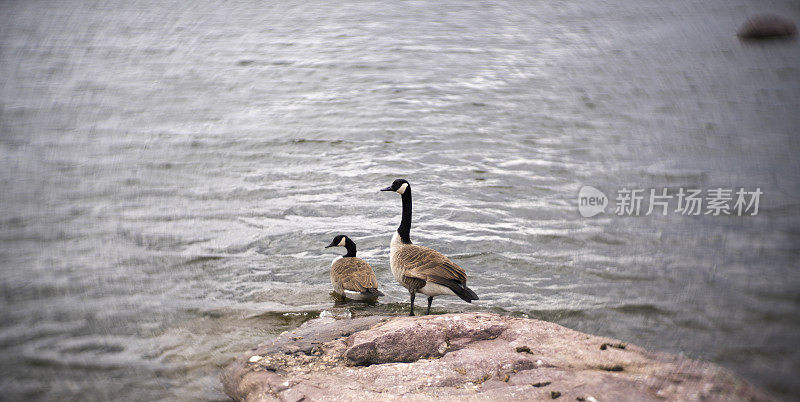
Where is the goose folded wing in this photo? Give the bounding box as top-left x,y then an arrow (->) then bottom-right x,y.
334,260 -> 378,292
400,246 -> 468,283
401,275 -> 426,290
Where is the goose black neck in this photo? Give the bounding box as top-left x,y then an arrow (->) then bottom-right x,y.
397,189 -> 412,244
343,239 -> 357,257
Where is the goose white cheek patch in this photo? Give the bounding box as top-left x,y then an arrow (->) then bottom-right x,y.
338,237 -> 346,247
396,183 -> 408,194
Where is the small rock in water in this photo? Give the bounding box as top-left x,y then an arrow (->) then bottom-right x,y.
248,355 -> 262,363
319,308 -> 352,319
737,14 -> 797,39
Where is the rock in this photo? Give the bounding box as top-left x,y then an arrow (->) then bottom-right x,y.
737,14 -> 797,39
222,312 -> 771,401
344,312 -> 506,365
221,315 -> 389,401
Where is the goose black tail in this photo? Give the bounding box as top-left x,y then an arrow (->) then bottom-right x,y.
436,278 -> 479,303
460,285 -> 479,302
363,288 -> 385,297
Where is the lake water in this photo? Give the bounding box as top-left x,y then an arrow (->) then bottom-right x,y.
1,0 -> 799,400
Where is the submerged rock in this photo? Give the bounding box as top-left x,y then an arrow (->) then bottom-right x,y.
737,14 -> 797,39
222,312 -> 770,401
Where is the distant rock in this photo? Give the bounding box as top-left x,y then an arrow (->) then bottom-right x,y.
738,14 -> 797,39
222,312 -> 771,401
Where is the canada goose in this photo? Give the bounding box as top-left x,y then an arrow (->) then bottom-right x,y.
381,179 -> 479,315
325,235 -> 384,300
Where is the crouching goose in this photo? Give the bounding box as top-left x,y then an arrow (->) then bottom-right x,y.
325,235 -> 384,300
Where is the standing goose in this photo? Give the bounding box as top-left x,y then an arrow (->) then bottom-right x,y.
381,179 -> 478,315
325,235 -> 384,300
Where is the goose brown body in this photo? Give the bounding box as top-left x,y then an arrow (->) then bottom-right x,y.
331,257 -> 381,297
390,232 -> 467,295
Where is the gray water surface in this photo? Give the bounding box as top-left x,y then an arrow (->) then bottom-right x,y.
1,0 -> 799,400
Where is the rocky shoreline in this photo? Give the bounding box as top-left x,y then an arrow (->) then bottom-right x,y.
222,312 -> 770,401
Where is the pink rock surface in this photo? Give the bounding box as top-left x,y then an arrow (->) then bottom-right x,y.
222,312 -> 770,401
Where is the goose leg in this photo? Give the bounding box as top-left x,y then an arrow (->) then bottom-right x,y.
409,290 -> 416,316
426,296 -> 434,315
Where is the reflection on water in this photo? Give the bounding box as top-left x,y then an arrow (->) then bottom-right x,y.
1,0 -> 799,399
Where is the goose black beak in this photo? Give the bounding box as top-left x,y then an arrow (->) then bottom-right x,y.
325,244 -> 336,248
380,186 -> 393,192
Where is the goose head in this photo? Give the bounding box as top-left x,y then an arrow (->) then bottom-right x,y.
325,235 -> 351,249
381,179 -> 410,195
